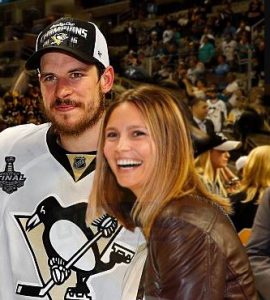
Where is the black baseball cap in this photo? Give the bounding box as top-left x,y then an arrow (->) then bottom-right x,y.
193,133 -> 241,157
25,17 -> 110,70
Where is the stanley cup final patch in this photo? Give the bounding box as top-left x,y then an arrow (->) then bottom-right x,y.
0,156 -> 26,194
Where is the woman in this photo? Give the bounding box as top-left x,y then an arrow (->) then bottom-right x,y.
87,85 -> 256,299
195,133 -> 241,198
230,145 -> 270,234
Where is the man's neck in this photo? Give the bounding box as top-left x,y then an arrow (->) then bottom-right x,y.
58,120 -> 102,153
193,115 -> 203,123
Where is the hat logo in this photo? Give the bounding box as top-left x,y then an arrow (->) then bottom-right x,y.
98,50 -> 102,58
50,33 -> 69,46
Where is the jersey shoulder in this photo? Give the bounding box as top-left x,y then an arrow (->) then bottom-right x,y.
0,123 -> 50,147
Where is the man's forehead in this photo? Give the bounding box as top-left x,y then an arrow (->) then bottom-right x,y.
39,52 -> 95,71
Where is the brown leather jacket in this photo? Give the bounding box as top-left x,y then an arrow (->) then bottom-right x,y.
143,195 -> 257,300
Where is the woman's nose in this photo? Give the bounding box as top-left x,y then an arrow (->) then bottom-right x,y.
116,136 -> 131,151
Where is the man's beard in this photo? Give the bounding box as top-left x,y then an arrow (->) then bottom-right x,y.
41,91 -> 105,136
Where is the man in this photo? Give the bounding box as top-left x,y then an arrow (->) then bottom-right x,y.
189,97 -> 215,136
0,17 -> 145,300
206,84 -> 227,133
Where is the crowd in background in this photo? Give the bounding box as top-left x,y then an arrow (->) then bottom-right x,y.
0,0 -> 268,166
0,0 -> 270,297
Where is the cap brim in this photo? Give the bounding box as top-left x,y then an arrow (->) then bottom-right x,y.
214,141 -> 241,151
25,46 -> 102,70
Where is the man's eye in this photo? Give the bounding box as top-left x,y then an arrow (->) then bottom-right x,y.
70,72 -> 83,79
42,75 -> 55,82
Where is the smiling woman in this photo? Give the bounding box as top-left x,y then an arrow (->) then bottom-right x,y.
103,101 -> 155,197
87,84 -> 257,300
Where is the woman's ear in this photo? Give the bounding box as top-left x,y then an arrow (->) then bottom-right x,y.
100,66 -> 114,94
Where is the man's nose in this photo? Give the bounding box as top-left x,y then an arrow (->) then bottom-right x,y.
55,78 -> 72,99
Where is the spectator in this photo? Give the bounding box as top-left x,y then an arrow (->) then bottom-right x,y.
226,91 -> 248,127
222,72 -> 240,106
189,97 -> 215,136
216,1 -> 234,28
186,55 -> 205,84
237,33 -> 252,73
195,133 -> 241,198
162,23 -> 174,44
125,22 -> 138,52
230,145 -> 270,234
206,84 -> 227,132
222,20 -> 236,38
235,155 -> 248,179
214,54 -> 230,77
236,19 -> 251,38
198,36 -> 216,67
146,0 -> 157,19
221,33 -> 238,69
182,77 -> 208,100
245,0 -> 264,26
199,25 -> 215,47
247,187 -> 270,300
253,37 -> 265,85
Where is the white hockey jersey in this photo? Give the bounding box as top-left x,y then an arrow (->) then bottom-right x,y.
0,123 -> 146,300
207,99 -> 227,133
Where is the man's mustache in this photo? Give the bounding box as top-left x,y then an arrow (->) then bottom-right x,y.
51,98 -> 82,108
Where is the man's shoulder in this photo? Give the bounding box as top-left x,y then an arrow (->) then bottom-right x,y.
0,123 -> 50,143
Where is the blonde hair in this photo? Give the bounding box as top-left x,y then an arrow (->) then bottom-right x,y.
87,84 -> 231,238
240,145 -> 270,203
195,151 -> 228,197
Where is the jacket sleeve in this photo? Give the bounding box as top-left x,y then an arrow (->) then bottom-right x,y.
246,188 -> 270,300
144,214 -> 226,300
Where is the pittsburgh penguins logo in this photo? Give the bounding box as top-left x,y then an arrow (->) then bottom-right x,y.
14,196 -> 135,300
50,33 -> 68,46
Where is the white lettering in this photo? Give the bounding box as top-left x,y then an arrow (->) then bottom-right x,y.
71,37 -> 78,44
40,26 -> 88,43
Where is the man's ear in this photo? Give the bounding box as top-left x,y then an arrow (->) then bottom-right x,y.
100,66 -> 114,94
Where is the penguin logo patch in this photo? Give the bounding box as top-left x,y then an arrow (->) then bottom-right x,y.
0,156 -> 26,194
50,33 -> 68,46
14,196 -> 136,300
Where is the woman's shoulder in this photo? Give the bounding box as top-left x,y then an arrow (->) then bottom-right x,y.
155,194 -> 228,232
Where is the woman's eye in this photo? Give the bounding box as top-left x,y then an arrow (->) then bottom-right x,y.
133,130 -> 146,137
106,131 -> 117,138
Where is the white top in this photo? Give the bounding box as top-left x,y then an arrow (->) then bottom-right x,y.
207,99 -> 227,132
0,123 -> 145,300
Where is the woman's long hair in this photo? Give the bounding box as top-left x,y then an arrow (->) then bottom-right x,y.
87,84 -> 230,238
195,151 -> 228,197
239,145 -> 270,203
